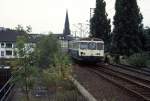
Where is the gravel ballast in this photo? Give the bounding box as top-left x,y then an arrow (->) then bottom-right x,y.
73,64 -> 144,101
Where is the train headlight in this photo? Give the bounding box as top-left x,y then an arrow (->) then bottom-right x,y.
81,52 -> 85,56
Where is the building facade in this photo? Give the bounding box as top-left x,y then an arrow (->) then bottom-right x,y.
0,42 -> 16,58
0,28 -> 41,59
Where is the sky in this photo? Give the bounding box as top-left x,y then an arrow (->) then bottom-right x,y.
0,0 -> 150,35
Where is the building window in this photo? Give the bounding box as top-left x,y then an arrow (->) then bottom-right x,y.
1,43 -> 5,48
6,50 -> 12,56
6,43 -> 12,48
1,51 -> 4,56
13,44 -> 16,48
13,51 -> 17,56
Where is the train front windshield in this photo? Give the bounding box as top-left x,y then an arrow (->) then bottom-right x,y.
80,42 -> 88,50
80,42 -> 103,50
80,42 -> 96,50
88,42 -> 96,50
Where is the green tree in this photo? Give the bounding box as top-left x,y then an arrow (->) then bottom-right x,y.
15,24 -> 24,31
41,53 -> 72,101
35,34 -> 72,100
111,0 -> 144,56
52,53 -> 72,79
90,0 -> 111,51
15,25 -> 32,34
42,67 -> 58,101
13,28 -> 37,101
34,33 -> 60,68
26,25 -> 32,33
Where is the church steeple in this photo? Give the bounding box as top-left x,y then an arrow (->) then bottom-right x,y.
63,10 -> 71,36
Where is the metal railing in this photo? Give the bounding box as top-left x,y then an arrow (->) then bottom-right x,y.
0,76 -> 14,101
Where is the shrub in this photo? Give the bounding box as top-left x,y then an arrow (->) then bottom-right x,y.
127,53 -> 149,67
147,60 -> 150,67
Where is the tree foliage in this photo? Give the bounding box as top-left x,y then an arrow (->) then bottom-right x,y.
41,53 -> 72,101
111,0 -> 144,56
13,26 -> 37,101
15,24 -> 32,33
12,26 -> 73,100
42,54 -> 72,87
36,34 -> 72,101
34,34 -> 60,68
127,53 -> 149,67
90,0 -> 111,51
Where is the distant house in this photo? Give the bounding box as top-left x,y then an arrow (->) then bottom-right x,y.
52,34 -> 74,48
0,29 -> 41,59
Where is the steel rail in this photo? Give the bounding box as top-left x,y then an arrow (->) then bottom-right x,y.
99,64 -> 150,86
86,65 -> 150,101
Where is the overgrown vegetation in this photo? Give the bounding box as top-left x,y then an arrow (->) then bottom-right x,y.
127,52 -> 150,67
11,27 -> 80,101
13,26 -> 38,101
36,34 -> 74,100
90,0 -> 150,67
41,53 -> 73,101
34,34 -> 60,68
111,0 -> 144,56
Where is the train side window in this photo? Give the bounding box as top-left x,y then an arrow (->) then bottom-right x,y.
97,43 -> 104,50
71,43 -> 73,49
74,43 -> 77,49
74,42 -> 78,49
1,51 -> 4,56
76,42 -> 79,49
73,43 -> 75,49
74,43 -> 76,49
68,42 -> 72,49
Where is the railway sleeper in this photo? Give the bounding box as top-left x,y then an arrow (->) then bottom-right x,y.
88,68 -> 150,101
98,66 -> 150,89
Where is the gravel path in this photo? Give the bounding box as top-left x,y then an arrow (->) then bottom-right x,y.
10,77 -> 86,101
73,64 -> 144,101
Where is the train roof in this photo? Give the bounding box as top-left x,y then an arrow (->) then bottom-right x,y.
77,37 -> 103,41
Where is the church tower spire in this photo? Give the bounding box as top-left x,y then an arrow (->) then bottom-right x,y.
63,10 -> 71,36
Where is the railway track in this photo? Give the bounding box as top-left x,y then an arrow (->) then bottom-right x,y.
86,64 -> 150,101
100,64 -> 150,86
110,64 -> 150,76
